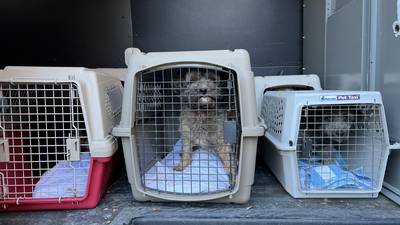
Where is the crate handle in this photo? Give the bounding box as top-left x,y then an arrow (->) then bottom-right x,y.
394,0 -> 400,37
390,143 -> 400,150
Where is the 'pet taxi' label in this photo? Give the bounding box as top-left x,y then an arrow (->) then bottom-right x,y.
320,94 -> 360,101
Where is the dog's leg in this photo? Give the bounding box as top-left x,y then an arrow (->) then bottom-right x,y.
217,142 -> 236,180
175,123 -> 192,171
216,114 -> 236,180
175,137 -> 192,171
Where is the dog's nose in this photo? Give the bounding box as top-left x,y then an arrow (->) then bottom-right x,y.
199,89 -> 207,94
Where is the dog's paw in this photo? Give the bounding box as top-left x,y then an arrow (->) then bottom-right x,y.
174,164 -> 185,171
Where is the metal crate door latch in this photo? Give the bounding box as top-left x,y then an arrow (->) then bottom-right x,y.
67,138 -> 80,161
301,138 -> 314,158
0,138 -> 9,163
224,121 -> 237,145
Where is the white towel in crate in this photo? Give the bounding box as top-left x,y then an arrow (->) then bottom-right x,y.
144,139 -> 230,193
33,153 -> 90,198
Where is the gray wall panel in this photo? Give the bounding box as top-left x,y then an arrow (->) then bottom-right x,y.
325,0 -> 368,90
303,0 -> 326,86
370,0 -> 400,204
375,0 -> 400,142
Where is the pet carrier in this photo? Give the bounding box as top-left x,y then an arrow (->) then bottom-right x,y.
254,75 -> 322,114
0,66 -> 123,211
113,48 -> 264,203
259,90 -> 390,198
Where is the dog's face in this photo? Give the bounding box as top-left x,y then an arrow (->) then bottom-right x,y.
182,71 -> 221,109
321,112 -> 353,144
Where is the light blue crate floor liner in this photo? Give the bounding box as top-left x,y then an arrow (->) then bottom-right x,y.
144,139 -> 230,194
299,149 -> 375,190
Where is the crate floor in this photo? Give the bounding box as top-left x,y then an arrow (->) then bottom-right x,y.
1,162 -> 400,225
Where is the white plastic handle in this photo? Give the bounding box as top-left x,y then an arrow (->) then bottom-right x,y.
394,0 -> 400,37
397,0 -> 400,21
390,142 -> 400,150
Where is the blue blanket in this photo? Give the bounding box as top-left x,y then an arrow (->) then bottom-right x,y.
299,149 -> 374,190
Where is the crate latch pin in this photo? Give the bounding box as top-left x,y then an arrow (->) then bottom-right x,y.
0,172 -> 8,198
0,138 -> 9,163
67,138 -> 80,161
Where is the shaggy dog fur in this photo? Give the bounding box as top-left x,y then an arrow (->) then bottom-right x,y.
174,70 -> 236,179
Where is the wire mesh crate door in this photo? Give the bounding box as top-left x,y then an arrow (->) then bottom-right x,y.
135,65 -> 241,195
296,104 -> 386,192
0,82 -> 90,200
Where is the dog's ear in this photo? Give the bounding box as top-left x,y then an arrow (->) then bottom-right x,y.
172,71 -> 194,95
214,72 -> 221,82
203,71 -> 220,81
185,72 -> 193,82
185,71 -> 201,83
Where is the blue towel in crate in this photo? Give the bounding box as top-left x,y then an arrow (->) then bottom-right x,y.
299,149 -> 374,190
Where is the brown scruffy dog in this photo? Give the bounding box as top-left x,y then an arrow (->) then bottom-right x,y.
174,70 -> 236,179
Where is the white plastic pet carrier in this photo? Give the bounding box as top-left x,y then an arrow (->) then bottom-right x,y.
260,91 -> 390,198
113,48 -> 264,203
0,67 -> 123,211
254,75 -> 322,114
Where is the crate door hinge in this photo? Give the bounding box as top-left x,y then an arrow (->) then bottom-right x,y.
67,138 -> 80,161
0,138 -> 9,163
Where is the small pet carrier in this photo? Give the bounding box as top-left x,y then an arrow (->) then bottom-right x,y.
113,48 -> 264,203
0,67 -> 123,211
259,90 -> 390,198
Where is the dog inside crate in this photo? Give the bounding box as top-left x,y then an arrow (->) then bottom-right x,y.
0,82 -> 90,199
135,65 -> 241,194
296,104 -> 385,191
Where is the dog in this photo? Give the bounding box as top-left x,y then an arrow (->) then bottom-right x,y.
174,70 -> 236,179
320,110 -> 353,144
301,109 -> 354,162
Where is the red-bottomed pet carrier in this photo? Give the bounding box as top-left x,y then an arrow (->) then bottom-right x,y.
0,67 -> 123,211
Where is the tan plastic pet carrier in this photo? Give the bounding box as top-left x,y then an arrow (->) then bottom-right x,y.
113,48 -> 264,203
